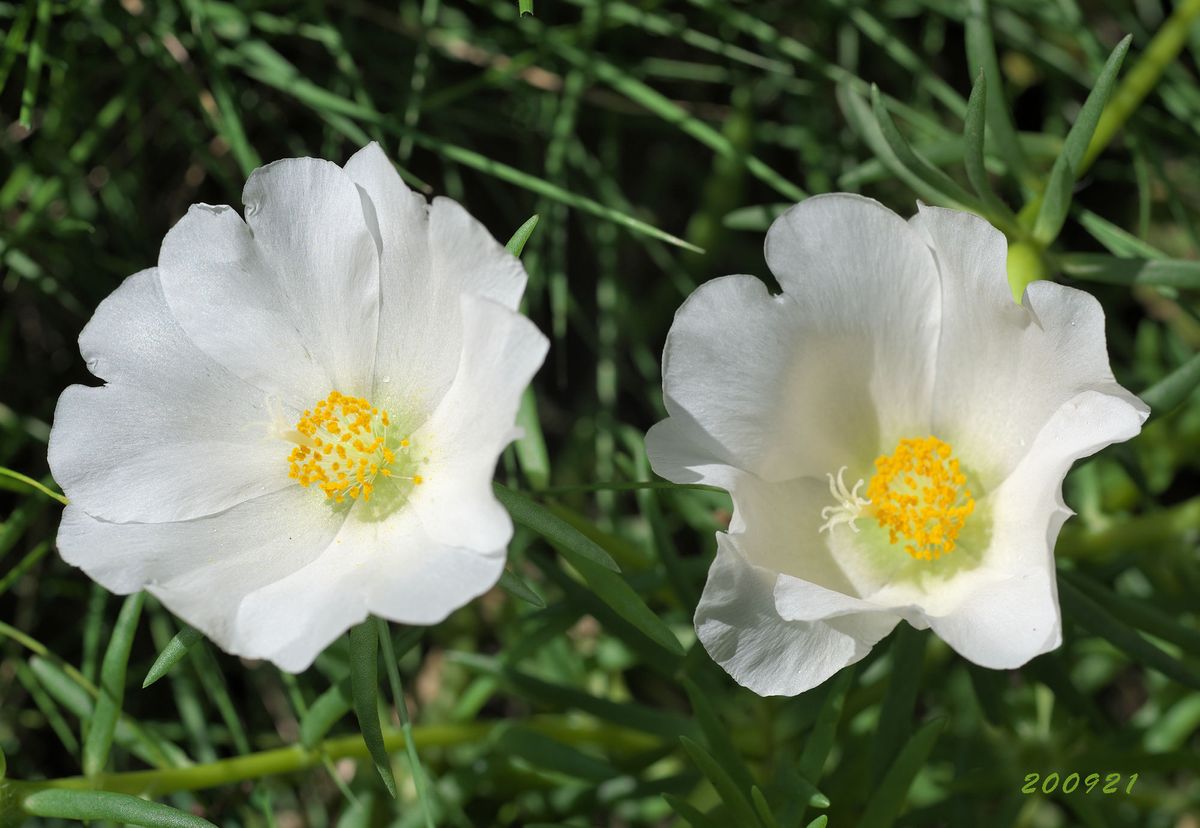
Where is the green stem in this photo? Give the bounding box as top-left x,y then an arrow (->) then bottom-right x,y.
1019,0 -> 1200,227
0,468 -> 67,505
3,718 -> 658,800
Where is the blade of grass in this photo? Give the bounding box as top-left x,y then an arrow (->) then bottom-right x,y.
497,568 -> 546,608
1059,575 -> 1200,690
493,483 -> 619,571
965,0 -> 1034,191
1032,36 -> 1132,244
1140,350 -> 1200,418
375,619 -> 433,828
858,719 -> 945,828
17,0 -> 50,128
348,620 -> 397,797
22,789 -> 217,828
679,736 -> 762,828
83,592 -> 145,777
142,626 -> 203,689
1056,254 -> 1200,288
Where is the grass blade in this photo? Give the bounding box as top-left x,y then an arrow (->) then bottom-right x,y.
663,793 -> 722,828
22,789 -> 217,827
142,625 -> 203,689
84,592 -> 145,777
871,626 -> 927,784
962,70 -> 1011,215
868,86 -> 985,213
493,483 -> 619,571
1057,254 -> 1200,288
1059,575 -> 1200,690
858,719 -> 945,828
1033,36 -> 1132,244
300,676 -> 354,748
965,0 -> 1032,190
1140,350 -> 1200,419
497,567 -> 546,608
679,736 -> 762,828
348,620 -> 397,797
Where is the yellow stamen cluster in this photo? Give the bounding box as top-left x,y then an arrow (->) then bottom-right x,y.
865,436 -> 974,561
287,390 -> 419,503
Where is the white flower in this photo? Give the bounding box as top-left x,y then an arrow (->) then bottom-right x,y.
49,143 -> 548,672
646,194 -> 1148,696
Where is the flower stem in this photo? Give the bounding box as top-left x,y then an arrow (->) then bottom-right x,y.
0,468 -> 67,505
3,717 -> 659,800
1058,495 -> 1200,558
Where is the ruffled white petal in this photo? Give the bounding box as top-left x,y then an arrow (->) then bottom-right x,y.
764,194 -> 942,453
927,388 -> 1146,668
48,269 -> 289,523
410,293 -> 549,552
158,158 -> 380,406
911,204 -> 1148,488
342,143 -> 528,423
57,487 -> 346,664
696,535 -> 899,696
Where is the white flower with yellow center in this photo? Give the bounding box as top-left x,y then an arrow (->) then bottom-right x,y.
48,143 -> 548,672
646,194 -> 1148,696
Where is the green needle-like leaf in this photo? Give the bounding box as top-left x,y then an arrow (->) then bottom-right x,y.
1033,36 -> 1132,245
142,625 -> 203,689
751,786 -> 781,828
1139,350 -> 1200,419
858,719 -> 945,828
965,0 -> 1032,190
962,70 -> 1011,216
348,620 -> 397,797
682,677 -> 753,790
871,626 -> 927,784
495,726 -> 617,781
869,86 -> 984,214
84,592 -> 146,777
663,794 -> 722,828
300,676 -> 354,748
504,214 -> 539,257
493,483 -> 619,571
497,568 -> 546,608
1056,254 -> 1200,288
680,736 -> 762,828
22,789 -> 217,827
1059,576 -> 1200,690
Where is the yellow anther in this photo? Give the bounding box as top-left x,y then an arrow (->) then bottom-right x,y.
865,436 -> 974,561
285,390 -> 419,506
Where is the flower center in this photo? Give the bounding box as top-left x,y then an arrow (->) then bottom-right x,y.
285,390 -> 422,504
866,436 -> 974,560
819,435 -> 975,561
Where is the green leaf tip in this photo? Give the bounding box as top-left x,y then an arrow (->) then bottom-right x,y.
349,620 -> 398,798
143,625 -> 204,688
518,0 -> 534,16
504,214 -> 540,257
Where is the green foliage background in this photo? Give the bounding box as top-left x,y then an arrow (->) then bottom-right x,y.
1,0 -> 1199,826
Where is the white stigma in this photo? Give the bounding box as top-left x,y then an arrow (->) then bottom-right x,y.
818,465 -> 870,535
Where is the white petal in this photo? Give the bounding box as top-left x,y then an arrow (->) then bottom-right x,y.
764,194 -> 942,453
410,293 -> 548,551
910,204 -> 1148,488
57,487 -> 346,666
343,143 -> 528,423
157,206 -> 328,408
160,158 -> 380,405
927,389 -> 1146,668
235,511 -> 505,671
695,535 -> 899,696
652,273 -> 902,484
48,269 -> 289,523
